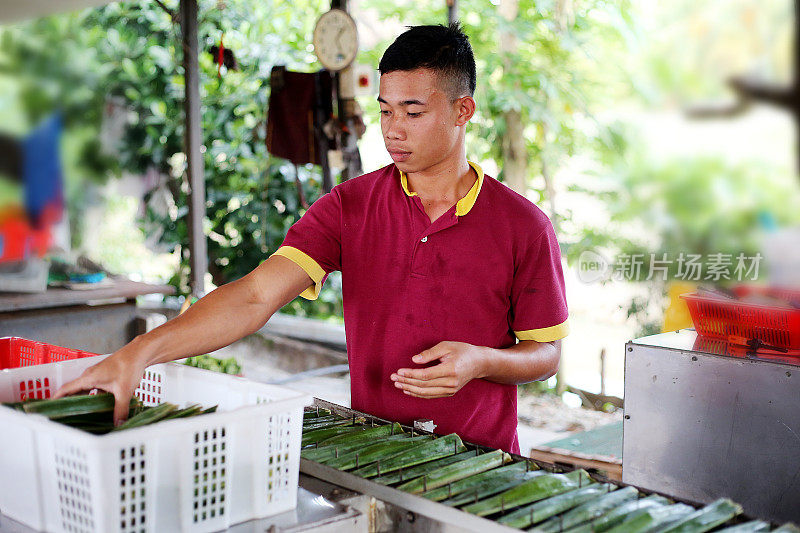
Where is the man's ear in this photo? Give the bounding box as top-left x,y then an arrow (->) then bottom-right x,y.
455,96 -> 476,126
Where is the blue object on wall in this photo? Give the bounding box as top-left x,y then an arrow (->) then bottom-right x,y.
22,114 -> 63,227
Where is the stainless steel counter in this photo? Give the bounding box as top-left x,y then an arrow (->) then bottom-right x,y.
623,329 -> 800,523
0,488 -> 362,532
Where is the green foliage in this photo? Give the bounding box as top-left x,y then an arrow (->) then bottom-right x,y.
623,295 -> 663,338
0,0 -> 342,320
570,122 -> 800,270
184,353 -> 242,375
5,0 -> 795,338
359,0 -> 633,200
635,1 -> 793,104
569,121 -> 800,335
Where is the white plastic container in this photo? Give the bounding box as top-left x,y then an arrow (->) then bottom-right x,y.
0,355 -> 312,533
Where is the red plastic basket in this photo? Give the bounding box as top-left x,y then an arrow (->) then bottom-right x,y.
682,287 -> 800,351
0,337 -> 96,371
693,335 -> 800,361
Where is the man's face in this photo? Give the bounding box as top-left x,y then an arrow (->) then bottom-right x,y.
378,68 -> 465,174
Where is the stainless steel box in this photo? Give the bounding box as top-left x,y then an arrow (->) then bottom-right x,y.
623,331 -> 800,523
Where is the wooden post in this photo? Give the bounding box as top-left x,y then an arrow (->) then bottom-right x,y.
447,0 -> 458,24
315,71 -> 334,192
181,0 -> 207,297
600,348 -> 606,396
326,0 -> 362,184
499,0 -> 527,195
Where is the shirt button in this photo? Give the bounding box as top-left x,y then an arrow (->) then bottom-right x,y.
421,236 -> 428,243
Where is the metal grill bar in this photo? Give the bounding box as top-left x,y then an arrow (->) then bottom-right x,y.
300,458 -> 521,533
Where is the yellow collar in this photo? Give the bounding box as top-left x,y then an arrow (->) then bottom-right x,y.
399,161 -> 484,217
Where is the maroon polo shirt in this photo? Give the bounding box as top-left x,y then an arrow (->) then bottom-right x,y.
273,162 -> 569,452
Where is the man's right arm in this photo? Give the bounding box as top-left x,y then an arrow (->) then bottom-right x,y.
54,255 -> 314,424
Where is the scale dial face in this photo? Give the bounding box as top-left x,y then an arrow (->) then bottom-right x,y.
313,9 -> 358,72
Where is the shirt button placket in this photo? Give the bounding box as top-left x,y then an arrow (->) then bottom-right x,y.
421,236 -> 428,243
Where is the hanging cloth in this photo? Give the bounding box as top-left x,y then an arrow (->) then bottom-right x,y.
266,66 -> 332,165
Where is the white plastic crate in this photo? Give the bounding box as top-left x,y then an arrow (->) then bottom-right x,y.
0,355 -> 312,533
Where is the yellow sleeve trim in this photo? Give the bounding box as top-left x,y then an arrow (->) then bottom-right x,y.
399,161 -> 485,217
271,246 -> 326,300
515,320 -> 570,342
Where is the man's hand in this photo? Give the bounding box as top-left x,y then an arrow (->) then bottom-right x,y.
390,341 -> 487,399
54,340 -> 149,426
391,339 -> 561,399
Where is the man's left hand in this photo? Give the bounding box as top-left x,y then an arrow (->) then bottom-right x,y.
390,341 -> 488,399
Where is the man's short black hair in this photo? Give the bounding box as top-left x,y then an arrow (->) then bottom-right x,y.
379,23 -> 476,99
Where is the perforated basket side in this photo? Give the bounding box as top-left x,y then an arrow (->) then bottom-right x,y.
46,344 -> 94,364
134,367 -> 166,406
16,339 -> 43,368
684,294 -> 800,349
0,337 -> 44,369
52,444 -> 96,533
117,443 -> 152,533
0,359 -> 311,533
265,406 -> 303,508
0,355 -> 107,402
188,425 -> 231,528
17,420 -> 110,533
0,338 -> 96,369
251,380 -> 310,506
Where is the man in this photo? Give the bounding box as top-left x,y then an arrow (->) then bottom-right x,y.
56,23 -> 569,453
